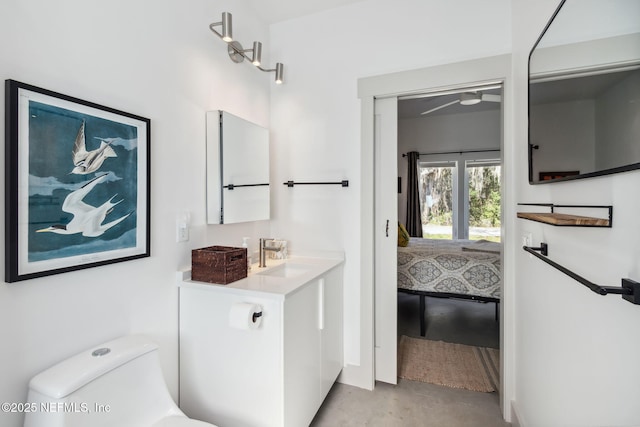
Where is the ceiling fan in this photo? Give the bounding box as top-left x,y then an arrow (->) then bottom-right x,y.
420,91 -> 501,116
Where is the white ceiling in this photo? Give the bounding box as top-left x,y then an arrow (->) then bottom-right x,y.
247,0 -> 366,24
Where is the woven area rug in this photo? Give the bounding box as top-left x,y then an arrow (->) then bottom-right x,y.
397,336 -> 499,393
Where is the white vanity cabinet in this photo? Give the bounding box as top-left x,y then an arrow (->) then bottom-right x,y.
283,266 -> 343,424
178,256 -> 343,427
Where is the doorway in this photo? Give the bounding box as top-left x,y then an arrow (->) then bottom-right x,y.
374,82 -> 505,391
357,54 -> 514,418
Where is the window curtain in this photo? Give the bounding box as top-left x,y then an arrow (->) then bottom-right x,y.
406,151 -> 422,237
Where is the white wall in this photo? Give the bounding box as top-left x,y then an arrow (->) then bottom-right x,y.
399,111 -> 502,155
269,0 -> 511,380
513,1 -> 640,426
0,1 -> 272,426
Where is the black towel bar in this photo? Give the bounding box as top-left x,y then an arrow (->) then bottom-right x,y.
283,180 -> 349,187
223,183 -> 269,190
523,243 -> 640,305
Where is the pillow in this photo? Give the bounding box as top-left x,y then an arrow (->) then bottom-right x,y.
398,222 -> 410,247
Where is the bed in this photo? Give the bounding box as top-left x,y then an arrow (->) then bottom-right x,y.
397,237 -> 501,336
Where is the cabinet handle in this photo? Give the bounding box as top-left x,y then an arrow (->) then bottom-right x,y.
386,220 -> 389,237
318,278 -> 325,330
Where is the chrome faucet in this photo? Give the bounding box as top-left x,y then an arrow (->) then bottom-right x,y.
259,238 -> 282,268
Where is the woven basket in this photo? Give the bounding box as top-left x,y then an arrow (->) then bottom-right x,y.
191,246 -> 247,284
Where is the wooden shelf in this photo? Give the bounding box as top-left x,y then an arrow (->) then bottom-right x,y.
517,212 -> 610,227
517,203 -> 613,228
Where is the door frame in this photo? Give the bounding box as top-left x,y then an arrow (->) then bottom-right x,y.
357,54 -> 515,420
375,82 -> 503,383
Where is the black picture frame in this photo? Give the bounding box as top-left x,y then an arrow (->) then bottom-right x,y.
5,80 -> 151,282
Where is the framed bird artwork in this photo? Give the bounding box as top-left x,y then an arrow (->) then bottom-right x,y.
4,79 -> 150,282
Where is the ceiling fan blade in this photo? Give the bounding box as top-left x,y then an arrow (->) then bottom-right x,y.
481,93 -> 501,103
420,99 -> 460,115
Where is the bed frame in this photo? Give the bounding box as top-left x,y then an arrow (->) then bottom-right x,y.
398,288 -> 499,336
397,237 -> 501,336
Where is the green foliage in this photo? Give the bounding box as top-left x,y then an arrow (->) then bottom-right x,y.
419,166 -> 453,226
468,166 -> 501,227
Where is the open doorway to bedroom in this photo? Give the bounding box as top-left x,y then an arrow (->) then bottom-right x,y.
366,55 -> 512,419
375,81 -> 503,394
396,84 -> 502,387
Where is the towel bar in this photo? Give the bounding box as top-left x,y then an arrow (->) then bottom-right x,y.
283,180 -> 349,187
224,183 -> 269,190
523,243 -> 639,305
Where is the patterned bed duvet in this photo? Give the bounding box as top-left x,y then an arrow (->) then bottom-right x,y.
397,238 -> 501,300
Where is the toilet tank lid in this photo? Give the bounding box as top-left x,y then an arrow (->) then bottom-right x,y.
29,335 -> 159,399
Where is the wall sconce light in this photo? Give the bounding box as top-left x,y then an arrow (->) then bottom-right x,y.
209,12 -> 233,42
209,12 -> 284,85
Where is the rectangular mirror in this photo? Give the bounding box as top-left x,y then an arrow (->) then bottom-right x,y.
528,0 -> 640,184
206,111 -> 270,224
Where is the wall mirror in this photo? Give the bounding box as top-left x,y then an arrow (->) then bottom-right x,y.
528,0 -> 640,184
206,111 -> 270,224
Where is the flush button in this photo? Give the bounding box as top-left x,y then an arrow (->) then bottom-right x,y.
92,347 -> 111,357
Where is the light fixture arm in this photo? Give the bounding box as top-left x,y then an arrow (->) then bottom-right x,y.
226,40 -> 262,65
209,12 -> 284,84
257,63 -> 284,84
209,12 -> 233,42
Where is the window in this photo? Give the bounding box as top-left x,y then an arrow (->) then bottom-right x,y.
466,160 -> 501,242
417,158 -> 501,241
417,161 -> 456,239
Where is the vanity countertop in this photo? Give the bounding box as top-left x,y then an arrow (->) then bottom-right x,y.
177,252 -> 344,300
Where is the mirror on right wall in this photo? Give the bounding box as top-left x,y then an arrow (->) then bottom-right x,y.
528,0 -> 640,184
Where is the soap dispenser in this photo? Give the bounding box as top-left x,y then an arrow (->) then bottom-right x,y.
242,237 -> 252,271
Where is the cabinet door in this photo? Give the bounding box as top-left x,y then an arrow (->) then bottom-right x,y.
179,288 -> 282,427
283,281 -> 321,427
320,267 -> 344,399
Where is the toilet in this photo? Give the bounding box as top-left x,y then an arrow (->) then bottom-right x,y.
23,335 -> 215,427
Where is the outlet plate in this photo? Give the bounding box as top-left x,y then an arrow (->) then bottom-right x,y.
177,224 -> 189,242
521,233 -> 532,247
176,211 -> 191,243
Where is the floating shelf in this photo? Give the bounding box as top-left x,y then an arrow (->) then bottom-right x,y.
516,212 -> 611,227
517,204 -> 612,228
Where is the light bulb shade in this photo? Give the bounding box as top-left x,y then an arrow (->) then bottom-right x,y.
221,12 -> 233,42
275,63 -> 284,84
460,92 -> 481,105
252,41 -> 262,66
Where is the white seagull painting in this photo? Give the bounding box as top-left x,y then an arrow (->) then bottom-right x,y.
70,121 -> 118,175
37,173 -> 131,237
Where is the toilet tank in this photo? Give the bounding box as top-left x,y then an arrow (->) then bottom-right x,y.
24,335 -> 183,427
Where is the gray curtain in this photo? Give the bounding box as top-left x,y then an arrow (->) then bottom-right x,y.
406,151 -> 422,237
